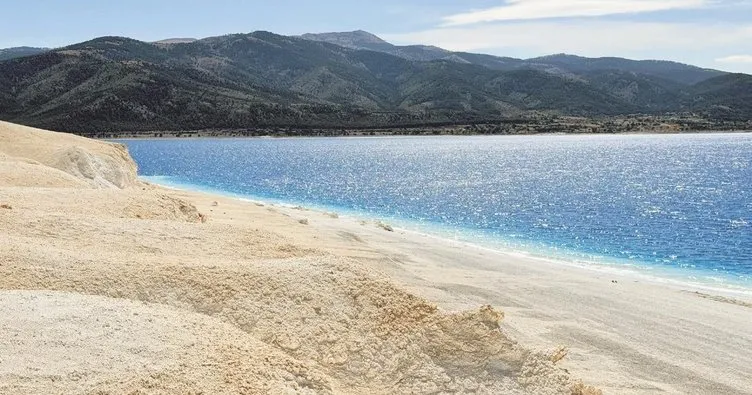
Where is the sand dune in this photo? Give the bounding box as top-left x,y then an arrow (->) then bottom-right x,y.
0,123 -> 600,393
0,121 -> 137,188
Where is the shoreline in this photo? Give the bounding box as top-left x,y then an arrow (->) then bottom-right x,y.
104,129 -> 752,140
145,176 -> 752,299
3,120 -> 751,394
162,183 -> 752,393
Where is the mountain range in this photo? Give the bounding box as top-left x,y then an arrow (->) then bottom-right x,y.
0,46 -> 49,61
0,31 -> 749,133
301,31 -> 727,85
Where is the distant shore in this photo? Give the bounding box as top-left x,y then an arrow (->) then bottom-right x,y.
106,128 -> 752,140
67,115 -> 751,139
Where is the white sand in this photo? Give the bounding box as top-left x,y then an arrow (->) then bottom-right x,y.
1,120 -> 750,394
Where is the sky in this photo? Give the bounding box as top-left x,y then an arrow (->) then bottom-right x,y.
1,0 -> 751,73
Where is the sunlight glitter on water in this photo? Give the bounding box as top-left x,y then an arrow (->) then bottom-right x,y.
124,134 -> 752,288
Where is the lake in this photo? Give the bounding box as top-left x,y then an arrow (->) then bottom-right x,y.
121,134 -> 752,288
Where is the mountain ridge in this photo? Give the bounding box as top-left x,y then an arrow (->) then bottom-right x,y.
298,31 -> 729,85
0,30 -> 736,82
0,46 -> 50,61
0,30 -> 749,133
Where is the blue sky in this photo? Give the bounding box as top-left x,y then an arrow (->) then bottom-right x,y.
1,0 -> 751,73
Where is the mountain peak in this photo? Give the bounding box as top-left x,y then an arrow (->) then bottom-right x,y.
299,30 -> 390,50
153,38 -> 197,45
348,30 -> 387,42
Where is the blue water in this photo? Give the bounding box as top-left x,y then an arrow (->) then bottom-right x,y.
120,134 -> 752,288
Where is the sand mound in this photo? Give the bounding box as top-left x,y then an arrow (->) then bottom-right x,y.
0,121 -> 137,188
0,187 -> 207,225
0,253 -> 583,394
48,145 -> 136,188
123,190 -> 206,223
0,290 -> 336,394
0,154 -> 89,188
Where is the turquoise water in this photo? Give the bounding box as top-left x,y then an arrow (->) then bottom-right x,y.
120,134 -> 752,288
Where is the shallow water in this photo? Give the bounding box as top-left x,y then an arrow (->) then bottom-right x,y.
121,134 -> 752,287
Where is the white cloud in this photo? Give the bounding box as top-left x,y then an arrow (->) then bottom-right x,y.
716,54 -> 752,63
382,22 -> 752,57
442,0 -> 711,25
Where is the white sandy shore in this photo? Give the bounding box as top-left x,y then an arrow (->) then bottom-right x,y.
167,189 -> 752,394
1,121 -> 751,394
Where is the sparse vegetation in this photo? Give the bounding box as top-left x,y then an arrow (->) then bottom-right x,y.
0,32 -> 749,135
0,46 -> 48,61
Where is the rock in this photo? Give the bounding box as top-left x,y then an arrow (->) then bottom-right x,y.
376,221 -> 394,232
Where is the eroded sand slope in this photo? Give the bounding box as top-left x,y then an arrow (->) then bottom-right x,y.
0,122 -> 596,394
